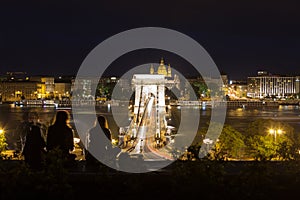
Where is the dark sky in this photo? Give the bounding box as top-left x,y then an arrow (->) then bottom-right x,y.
0,0 -> 300,80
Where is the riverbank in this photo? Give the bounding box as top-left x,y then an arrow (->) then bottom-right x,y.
172,99 -> 281,108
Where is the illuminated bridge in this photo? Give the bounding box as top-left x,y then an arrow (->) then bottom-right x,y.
118,74 -> 175,161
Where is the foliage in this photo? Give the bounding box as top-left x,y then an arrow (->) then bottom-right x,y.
277,140 -> 296,160
0,131 -> 8,154
209,124 -> 245,160
189,122 -> 245,161
191,82 -> 208,98
2,159 -> 300,199
245,118 -> 298,160
96,81 -> 117,100
0,149 -> 74,199
247,135 -> 277,160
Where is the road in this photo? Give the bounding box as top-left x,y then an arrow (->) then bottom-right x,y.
128,96 -> 174,161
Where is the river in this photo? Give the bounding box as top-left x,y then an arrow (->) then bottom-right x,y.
0,103 -> 300,150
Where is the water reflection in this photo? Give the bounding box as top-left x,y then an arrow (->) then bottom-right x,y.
1,103 -> 300,150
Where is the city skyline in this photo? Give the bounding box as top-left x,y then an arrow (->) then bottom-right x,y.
2,1 -> 300,195
1,1 -> 300,80
0,64 -> 299,81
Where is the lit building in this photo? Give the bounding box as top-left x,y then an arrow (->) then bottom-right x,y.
0,81 -> 39,102
150,58 -> 172,78
0,74 -> 67,101
6,72 -> 28,81
228,80 -> 248,99
29,76 -> 55,98
53,76 -> 73,100
71,78 -> 92,99
54,82 -> 71,100
247,74 -> 296,98
295,76 -> 300,94
257,70 -> 269,76
149,58 -> 180,91
41,77 -> 54,98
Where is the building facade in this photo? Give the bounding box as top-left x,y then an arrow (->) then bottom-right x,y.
0,74 -> 73,102
0,81 -> 39,102
247,75 -> 296,98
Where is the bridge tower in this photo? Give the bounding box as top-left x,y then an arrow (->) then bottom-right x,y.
132,74 -> 165,113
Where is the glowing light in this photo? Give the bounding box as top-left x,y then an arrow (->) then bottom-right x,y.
111,139 -> 118,145
269,129 -> 282,135
107,103 -> 111,112
0,129 -> 4,134
73,138 -> 80,144
268,128 -> 283,142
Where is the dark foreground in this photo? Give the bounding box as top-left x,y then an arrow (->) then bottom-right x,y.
1,159 -> 300,200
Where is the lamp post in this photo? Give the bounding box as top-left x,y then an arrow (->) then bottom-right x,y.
269,129 -> 283,143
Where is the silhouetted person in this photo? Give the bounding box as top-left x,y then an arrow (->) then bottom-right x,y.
22,112 -> 46,170
22,125 -> 46,170
85,115 -> 119,170
98,115 -> 112,141
46,110 -> 75,166
15,112 -> 31,154
16,111 -> 47,156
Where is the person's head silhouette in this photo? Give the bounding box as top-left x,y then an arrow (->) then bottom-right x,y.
97,115 -> 108,129
95,115 -> 111,141
53,110 -> 70,125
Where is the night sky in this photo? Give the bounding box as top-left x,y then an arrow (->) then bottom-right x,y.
0,0 -> 300,80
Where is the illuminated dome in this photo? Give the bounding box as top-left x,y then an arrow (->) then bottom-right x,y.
157,58 -> 168,76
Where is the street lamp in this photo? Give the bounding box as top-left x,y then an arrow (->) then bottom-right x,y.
269,129 -> 283,143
